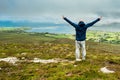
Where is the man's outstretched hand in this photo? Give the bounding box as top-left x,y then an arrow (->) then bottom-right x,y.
62,16 -> 65,19
99,16 -> 102,20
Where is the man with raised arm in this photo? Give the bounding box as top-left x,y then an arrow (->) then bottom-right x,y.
63,16 -> 102,61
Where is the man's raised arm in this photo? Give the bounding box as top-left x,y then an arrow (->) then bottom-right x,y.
62,16 -> 77,27
86,16 -> 102,28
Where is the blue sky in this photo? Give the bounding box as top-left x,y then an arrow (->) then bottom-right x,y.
0,0 -> 120,24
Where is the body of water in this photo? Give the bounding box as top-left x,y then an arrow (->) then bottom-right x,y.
26,25 -> 120,34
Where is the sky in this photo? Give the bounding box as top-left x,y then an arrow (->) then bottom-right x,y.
0,0 -> 120,24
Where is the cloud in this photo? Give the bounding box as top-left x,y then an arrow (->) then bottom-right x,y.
0,0 -> 120,22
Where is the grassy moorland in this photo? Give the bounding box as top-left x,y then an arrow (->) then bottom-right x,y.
0,28 -> 120,80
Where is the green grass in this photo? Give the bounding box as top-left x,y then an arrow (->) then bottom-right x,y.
0,29 -> 120,80
87,31 -> 120,44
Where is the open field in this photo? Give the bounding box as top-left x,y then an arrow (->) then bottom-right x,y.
0,28 -> 120,80
87,30 -> 120,44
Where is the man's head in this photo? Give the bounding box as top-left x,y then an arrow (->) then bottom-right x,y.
78,21 -> 85,27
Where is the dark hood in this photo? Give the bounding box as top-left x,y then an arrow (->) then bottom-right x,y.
78,21 -> 85,27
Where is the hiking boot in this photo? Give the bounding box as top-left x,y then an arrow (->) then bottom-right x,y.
76,59 -> 82,61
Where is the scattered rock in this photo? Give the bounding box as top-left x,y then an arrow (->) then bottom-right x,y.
0,57 -> 19,64
21,53 -> 27,55
32,58 -> 58,64
0,57 -> 74,64
66,72 -> 73,77
21,57 -> 25,60
100,66 -> 115,73
74,65 -> 77,67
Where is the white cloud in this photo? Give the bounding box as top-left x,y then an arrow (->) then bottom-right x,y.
0,0 -> 120,23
